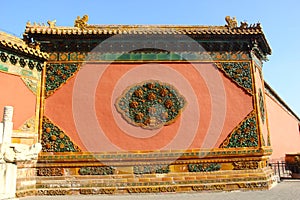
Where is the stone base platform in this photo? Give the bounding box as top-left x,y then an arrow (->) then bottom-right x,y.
15,148 -> 275,197
17,168 -> 275,196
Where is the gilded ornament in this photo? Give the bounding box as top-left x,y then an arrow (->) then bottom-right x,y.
135,112 -> 144,121
45,143 -> 51,149
130,101 -> 138,108
50,135 -> 57,141
147,93 -> 156,101
160,88 -> 168,97
56,70 -> 62,75
59,133 -> 65,139
134,89 -> 143,98
164,99 -> 173,108
147,83 -> 155,89
45,127 -> 51,133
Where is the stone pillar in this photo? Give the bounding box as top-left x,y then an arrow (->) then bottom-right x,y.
0,106 -> 17,200
0,163 -> 17,199
0,106 -> 13,144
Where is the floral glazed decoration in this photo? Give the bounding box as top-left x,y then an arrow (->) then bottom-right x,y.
115,80 -> 187,130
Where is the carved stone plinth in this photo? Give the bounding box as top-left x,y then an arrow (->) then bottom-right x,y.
0,106 -> 41,200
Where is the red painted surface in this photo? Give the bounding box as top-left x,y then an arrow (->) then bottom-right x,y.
253,68 -> 269,145
0,72 -> 36,129
266,94 -> 300,160
215,74 -> 253,146
45,63 -> 252,152
44,76 -> 86,150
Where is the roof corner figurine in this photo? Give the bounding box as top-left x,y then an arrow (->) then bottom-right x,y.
74,15 -> 89,29
47,20 -> 56,28
225,16 -> 238,29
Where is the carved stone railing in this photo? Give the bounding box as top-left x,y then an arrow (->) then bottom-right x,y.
0,106 -> 42,200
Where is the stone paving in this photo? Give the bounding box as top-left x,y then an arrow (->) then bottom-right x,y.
21,180 -> 300,200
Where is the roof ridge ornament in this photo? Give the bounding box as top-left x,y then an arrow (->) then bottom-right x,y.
240,21 -> 248,29
74,15 -> 89,29
47,20 -> 56,28
225,16 -> 238,29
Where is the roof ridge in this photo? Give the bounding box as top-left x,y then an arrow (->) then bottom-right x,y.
0,31 -> 48,60
24,15 -> 263,31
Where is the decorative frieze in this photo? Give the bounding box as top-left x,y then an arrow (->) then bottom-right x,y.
127,186 -> 177,193
0,50 -> 43,71
38,148 -> 267,161
37,167 -> 64,176
233,161 -> 259,170
188,163 -> 221,172
133,164 -> 170,174
16,190 -> 36,197
238,182 -> 269,189
78,166 -> 114,175
80,188 -> 116,194
37,189 -> 68,195
192,184 -> 226,191
47,51 -> 250,62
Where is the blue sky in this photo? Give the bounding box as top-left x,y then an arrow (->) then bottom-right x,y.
1,0 -> 299,117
